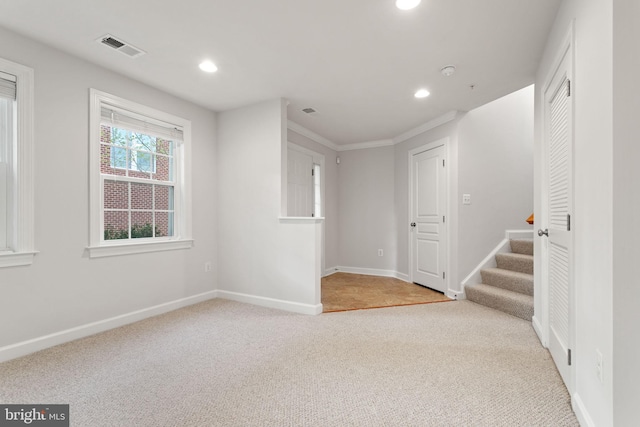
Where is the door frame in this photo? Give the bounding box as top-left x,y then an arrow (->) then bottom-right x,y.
408,137 -> 450,294
287,142 -> 326,274
539,23 -> 575,395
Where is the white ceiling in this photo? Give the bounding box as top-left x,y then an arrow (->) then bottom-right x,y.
0,0 -> 561,145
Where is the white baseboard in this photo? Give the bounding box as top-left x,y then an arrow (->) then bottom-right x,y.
0,290 -> 218,363
531,315 -> 546,347
573,393 -> 596,427
217,290 -> 322,315
335,266 -> 410,282
324,266 -> 339,277
447,290 -> 466,300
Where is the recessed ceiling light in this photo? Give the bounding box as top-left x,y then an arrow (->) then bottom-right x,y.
414,89 -> 430,98
199,60 -> 218,73
396,0 -> 421,10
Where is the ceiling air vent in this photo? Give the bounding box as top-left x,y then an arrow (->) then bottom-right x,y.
97,34 -> 146,58
302,108 -> 317,114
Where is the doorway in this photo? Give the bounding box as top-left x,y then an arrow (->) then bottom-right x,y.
408,139 -> 449,294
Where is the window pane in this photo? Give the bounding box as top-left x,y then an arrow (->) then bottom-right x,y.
133,150 -> 154,173
104,180 -> 129,210
131,211 -> 154,239
155,212 -> 173,237
131,182 -> 153,210
104,211 -> 129,240
154,185 -> 174,210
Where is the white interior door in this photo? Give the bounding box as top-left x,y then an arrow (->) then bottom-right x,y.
542,46 -> 574,389
410,144 -> 446,293
287,148 -> 313,217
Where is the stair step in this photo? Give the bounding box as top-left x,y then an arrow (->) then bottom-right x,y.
465,283 -> 533,321
495,252 -> 533,275
480,268 -> 533,296
510,239 -> 533,256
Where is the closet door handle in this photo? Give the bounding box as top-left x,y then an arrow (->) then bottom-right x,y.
538,228 -> 549,237
410,222 -> 416,228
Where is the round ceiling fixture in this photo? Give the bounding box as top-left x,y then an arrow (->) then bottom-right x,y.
440,65 -> 456,77
414,89 -> 430,98
396,0 -> 421,11
199,60 -> 218,73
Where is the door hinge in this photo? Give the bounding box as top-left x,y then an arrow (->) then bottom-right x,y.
568,349 -> 572,366
443,159 -> 445,167
443,216 -> 445,223
567,214 -> 571,231
443,272 -> 446,279
311,168 -> 314,176
567,79 -> 571,97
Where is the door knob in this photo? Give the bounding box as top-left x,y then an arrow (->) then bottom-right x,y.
538,228 -> 549,237
410,222 -> 416,228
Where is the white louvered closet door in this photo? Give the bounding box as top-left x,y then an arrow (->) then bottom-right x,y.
544,47 -> 573,389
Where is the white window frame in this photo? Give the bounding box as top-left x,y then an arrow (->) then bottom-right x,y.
0,58 -> 36,268
88,89 -> 193,258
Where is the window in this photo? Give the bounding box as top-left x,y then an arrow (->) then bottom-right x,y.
89,90 -> 192,257
0,58 -> 35,268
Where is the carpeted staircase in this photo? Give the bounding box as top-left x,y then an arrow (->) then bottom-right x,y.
465,239 -> 533,321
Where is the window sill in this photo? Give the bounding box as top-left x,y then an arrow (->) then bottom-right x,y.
0,251 -> 37,268
87,239 -> 194,258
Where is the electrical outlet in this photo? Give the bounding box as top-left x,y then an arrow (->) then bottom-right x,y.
462,194 -> 471,205
204,262 -> 212,272
596,349 -> 603,383
378,249 -> 383,257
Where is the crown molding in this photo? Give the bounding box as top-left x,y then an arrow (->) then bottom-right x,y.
287,120 -> 340,151
393,110 -> 459,145
288,111 -> 459,153
337,139 -> 394,152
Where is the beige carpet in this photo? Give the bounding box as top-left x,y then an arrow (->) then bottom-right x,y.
0,299 -> 578,426
322,272 -> 452,312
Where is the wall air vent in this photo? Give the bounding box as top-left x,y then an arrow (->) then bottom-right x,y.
302,108 -> 317,114
97,34 -> 146,58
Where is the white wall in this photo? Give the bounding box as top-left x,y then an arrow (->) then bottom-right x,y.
0,27 -> 217,351
612,1 -> 640,425
337,146 -> 396,274
287,130 -> 339,273
457,86 -> 534,281
217,100 -> 321,314
534,1 -> 614,425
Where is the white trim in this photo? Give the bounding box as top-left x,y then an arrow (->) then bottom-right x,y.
0,290 -> 218,363
287,112 -> 458,153
0,58 -> 35,268
0,251 -> 37,267
89,89 -> 193,256
447,290 -> 465,300
408,138 -> 450,294
87,239 -> 194,258
217,290 -> 322,315
324,266 -> 339,277
338,139 -> 394,152
532,315 -> 546,346
287,120 -> 340,151
573,393 -> 596,427
393,111 -> 458,144
334,266 -> 411,282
